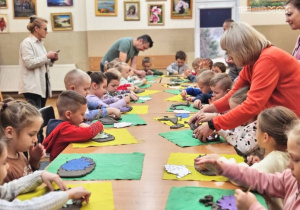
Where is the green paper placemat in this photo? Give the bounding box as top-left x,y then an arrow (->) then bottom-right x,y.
47,152 -> 145,180
145,75 -> 159,81
167,104 -> 199,112
164,90 -> 181,95
104,114 -> 147,128
138,84 -> 151,89
133,95 -> 151,103
159,129 -> 225,147
166,186 -> 267,210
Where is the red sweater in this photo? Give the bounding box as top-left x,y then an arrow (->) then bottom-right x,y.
43,121 -> 103,161
116,84 -> 132,91
213,46 -> 300,130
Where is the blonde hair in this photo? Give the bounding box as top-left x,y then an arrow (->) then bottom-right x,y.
196,70 -> 215,85
27,16 -> 47,34
107,68 -> 122,80
220,22 -> 271,67
104,58 -> 122,71
287,119 -> 300,146
64,69 -> 91,90
192,58 -> 201,69
114,62 -> 129,73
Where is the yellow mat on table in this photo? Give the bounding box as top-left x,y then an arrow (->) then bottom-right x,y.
18,182 -> 115,210
127,105 -> 149,114
163,153 -> 244,181
165,94 -> 186,102
137,90 -> 160,97
72,128 -> 138,148
154,115 -> 193,128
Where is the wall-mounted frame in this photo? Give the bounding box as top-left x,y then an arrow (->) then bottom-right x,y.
51,13 -> 73,31
148,4 -> 164,26
0,14 -> 9,33
13,0 -> 36,19
171,0 -> 192,19
47,0 -> 73,7
95,0 -> 117,16
0,0 -> 7,9
247,0 -> 286,11
124,1 -> 140,21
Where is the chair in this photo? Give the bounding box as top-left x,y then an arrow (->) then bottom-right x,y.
38,106 -> 55,144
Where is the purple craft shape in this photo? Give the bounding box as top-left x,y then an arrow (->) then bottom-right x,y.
216,195 -> 237,210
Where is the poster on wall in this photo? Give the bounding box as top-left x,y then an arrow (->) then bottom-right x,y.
124,1 -> 140,21
47,0 -> 73,7
95,0 -> 117,16
171,0 -> 192,19
13,0 -> 36,19
148,4 -> 164,26
0,14 -> 9,33
0,0 -> 7,8
51,13 -> 73,31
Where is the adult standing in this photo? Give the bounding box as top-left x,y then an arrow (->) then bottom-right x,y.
286,0 -> 300,60
190,22 -> 300,141
19,16 -> 58,109
100,34 -> 153,75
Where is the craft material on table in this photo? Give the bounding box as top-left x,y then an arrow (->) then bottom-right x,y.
164,164 -> 191,178
136,90 -> 160,97
165,94 -> 186,102
145,75 -> 160,81
164,89 -> 181,95
57,157 -> 96,178
138,83 -> 151,89
166,103 -> 199,113
92,132 -> 115,142
114,122 -> 132,128
133,95 -> 151,103
72,128 -> 138,148
103,114 -> 146,128
159,129 -> 225,147
127,105 -> 149,114
47,152 -> 145,180
163,153 -> 244,181
154,115 -> 192,128
165,186 -> 267,210
18,182 -> 115,210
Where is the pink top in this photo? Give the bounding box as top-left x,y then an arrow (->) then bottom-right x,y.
222,162 -> 300,210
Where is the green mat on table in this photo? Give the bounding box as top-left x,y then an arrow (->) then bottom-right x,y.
104,114 -> 146,128
164,90 -> 181,95
133,95 -> 151,103
159,129 -> 225,147
145,75 -> 160,81
47,152 -> 145,180
166,186 -> 267,210
138,84 -> 151,89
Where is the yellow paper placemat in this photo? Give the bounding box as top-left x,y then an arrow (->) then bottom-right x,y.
127,105 -> 149,114
165,94 -> 186,102
164,153 -> 244,181
72,128 -> 138,148
18,182 -> 115,210
154,115 -> 193,128
137,90 -> 160,96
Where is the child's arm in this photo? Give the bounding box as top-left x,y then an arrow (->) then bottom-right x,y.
167,63 -> 178,74
28,144 -> 45,171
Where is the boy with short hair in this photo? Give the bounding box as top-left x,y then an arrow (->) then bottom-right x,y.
209,73 -> 232,103
141,57 -> 163,76
43,91 -> 104,161
167,51 -> 189,75
184,58 -> 213,82
212,62 -> 227,74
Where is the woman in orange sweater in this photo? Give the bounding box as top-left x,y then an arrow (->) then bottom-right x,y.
190,22 -> 300,142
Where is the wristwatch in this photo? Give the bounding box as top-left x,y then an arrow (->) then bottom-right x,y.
207,120 -> 215,131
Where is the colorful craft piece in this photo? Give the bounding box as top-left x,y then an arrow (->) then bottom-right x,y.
47,153 -> 145,180
103,114 -> 146,128
133,95 -> 151,103
136,90 -> 160,97
154,115 -> 192,128
163,153 -> 244,181
217,195 -> 237,210
138,84 -> 152,89
164,89 -> 181,95
165,94 -> 186,102
92,132 -> 115,143
164,164 -> 191,178
18,182 -> 115,210
127,105 -> 149,114
57,157 -> 96,178
72,128 -> 138,148
165,186 -> 267,210
167,103 -> 199,112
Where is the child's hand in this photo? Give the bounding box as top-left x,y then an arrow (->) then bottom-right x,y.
235,189 -> 258,210
67,186 -> 91,203
180,90 -> 187,99
79,123 -> 90,128
141,78 -> 147,85
41,171 -> 67,191
130,92 -> 139,101
183,68 -> 192,77
107,107 -> 121,119
194,158 -> 223,175
193,99 -> 202,109
124,96 -> 131,104
247,155 -> 260,166
173,71 -> 179,75
194,154 -> 221,171
208,97 -> 217,104
29,143 -> 45,169
197,113 -> 218,122
147,70 -> 153,75
186,96 -> 195,102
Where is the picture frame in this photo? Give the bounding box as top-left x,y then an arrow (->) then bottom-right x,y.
0,14 -> 9,33
13,0 -> 36,19
247,0 -> 286,11
124,1 -> 140,21
171,0 -> 192,19
50,13 -> 73,31
148,4 -> 164,26
0,0 -> 7,9
95,0 -> 117,16
47,0 -> 73,7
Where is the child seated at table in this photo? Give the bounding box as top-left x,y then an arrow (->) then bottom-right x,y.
184,58 -> 213,82
167,51 -> 189,75
86,72 -> 131,113
212,62 -> 226,74
114,62 -> 147,86
141,57 -> 163,76
43,91 -> 104,161
180,70 -> 214,109
194,118 -> 300,210
104,58 -> 122,72
64,69 -> 121,121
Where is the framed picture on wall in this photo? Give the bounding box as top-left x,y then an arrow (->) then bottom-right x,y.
247,0 -> 285,10
13,0 -> 36,19
51,13 -> 73,31
0,14 -> 9,33
124,1 -> 140,21
47,0 -> 73,7
0,0 -> 7,8
171,0 -> 192,19
95,0 -> 117,16
148,4 -> 164,26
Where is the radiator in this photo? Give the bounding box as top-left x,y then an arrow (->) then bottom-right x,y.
0,64 -> 77,92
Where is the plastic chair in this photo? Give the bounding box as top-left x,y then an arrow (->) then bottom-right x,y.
38,106 -> 55,144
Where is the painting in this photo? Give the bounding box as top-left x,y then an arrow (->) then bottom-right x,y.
95,0 -> 117,16
47,0 -> 73,7
0,0 -> 7,8
247,0 -> 286,10
0,14 -> 9,33
51,13 -> 73,31
13,0 -> 36,19
148,4 -> 164,26
171,0 -> 192,19
124,1 -> 140,21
